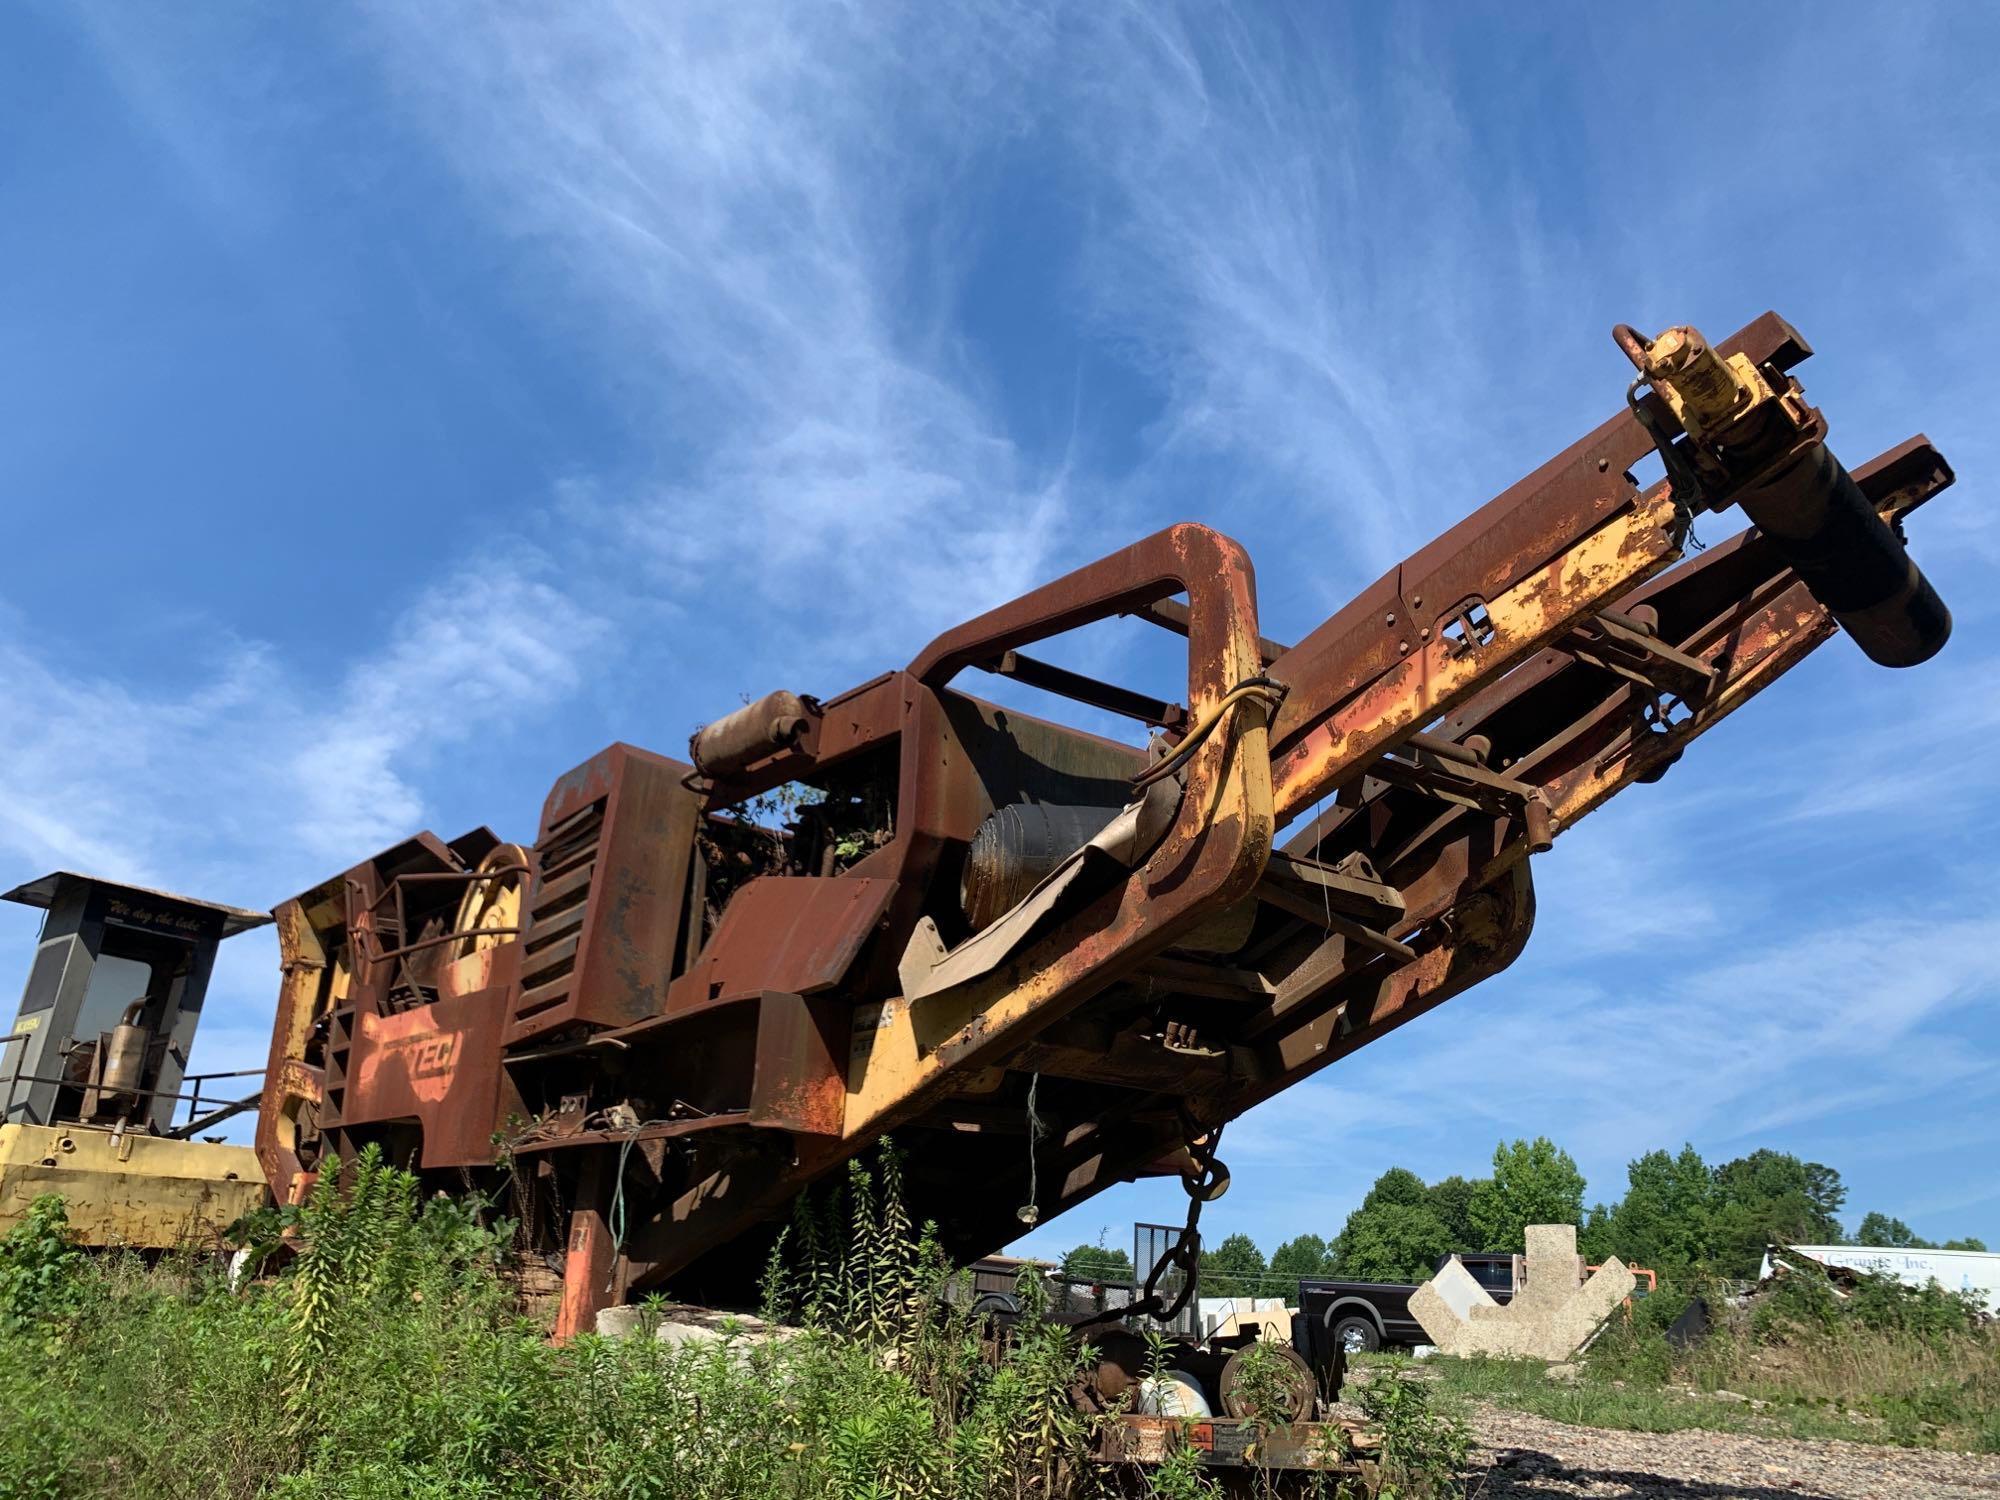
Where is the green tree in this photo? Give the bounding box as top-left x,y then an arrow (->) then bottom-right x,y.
1199,1232 -> 1268,1298
1943,1237 -> 1989,1252
1059,1241 -> 1134,1282
1334,1201 -> 1454,1282
1467,1138 -> 1586,1254
1330,1166 -> 1455,1280
1363,1167 -> 1429,1210
1855,1212 -> 1932,1249
1268,1233 -> 1335,1291
1803,1162 -> 1847,1231
1577,1202 -> 1617,1263
1426,1174 -> 1482,1250
1603,1145 -> 1715,1278
1708,1150 -> 1846,1276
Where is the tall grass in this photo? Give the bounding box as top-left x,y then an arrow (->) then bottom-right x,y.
0,1147 -> 1151,1500
1406,1261 -> 2000,1455
0,1144 -> 1487,1498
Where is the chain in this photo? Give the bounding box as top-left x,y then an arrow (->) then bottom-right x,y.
1102,1120 -> 1228,1330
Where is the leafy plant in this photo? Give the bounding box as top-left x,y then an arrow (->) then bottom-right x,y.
0,1194 -> 86,1336
1227,1338 -> 1298,1429
1356,1372 -> 1468,1498
1145,1439 -> 1223,1500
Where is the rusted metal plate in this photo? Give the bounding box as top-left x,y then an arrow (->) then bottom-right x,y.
843,524 -> 1273,1140
1265,310 -> 1820,762
596,524 -> 1276,1291
509,743 -> 700,1045
1222,430 -> 1949,1132
255,896 -> 333,1196
674,877 -> 899,1009
1269,486 -> 1681,818
258,829 -> 534,1182
348,988 -> 519,1167
748,991 -> 846,1136
246,314 -> 1958,1336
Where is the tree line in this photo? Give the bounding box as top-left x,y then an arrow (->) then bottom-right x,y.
1058,1137 -> 1988,1296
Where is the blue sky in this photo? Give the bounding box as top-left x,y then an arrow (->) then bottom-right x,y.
3,3 -> 1997,1259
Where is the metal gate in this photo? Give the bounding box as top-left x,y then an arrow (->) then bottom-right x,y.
1133,1221 -> 1199,1337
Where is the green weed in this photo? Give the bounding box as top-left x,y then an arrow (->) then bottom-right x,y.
1,1147 -> 1308,1498
1356,1370 -> 1468,1497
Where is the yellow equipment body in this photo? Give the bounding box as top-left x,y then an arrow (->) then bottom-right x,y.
0,1121 -> 266,1248
0,872 -> 276,1248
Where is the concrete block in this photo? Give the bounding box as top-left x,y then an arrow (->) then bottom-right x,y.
1408,1225 -> 1635,1363
1410,1256 -> 1495,1353
595,1301 -> 784,1348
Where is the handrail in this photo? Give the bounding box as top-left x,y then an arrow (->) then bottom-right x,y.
0,1066 -> 266,1128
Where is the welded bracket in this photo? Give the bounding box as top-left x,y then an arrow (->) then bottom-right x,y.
1559,609 -> 1717,703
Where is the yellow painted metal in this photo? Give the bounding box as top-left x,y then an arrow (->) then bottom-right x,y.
451,843 -> 529,961
1638,325 -> 1776,444
257,895 -> 342,1203
0,1122 -> 268,1248
1270,486 -> 1683,820
843,590 -> 1276,1139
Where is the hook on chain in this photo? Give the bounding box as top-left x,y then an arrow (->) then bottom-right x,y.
1122,1120 -> 1230,1327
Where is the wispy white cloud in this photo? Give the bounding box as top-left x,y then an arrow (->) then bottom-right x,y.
1049,5 -> 1590,604
3,0 -> 1087,1096
0,560 -> 605,900
342,4 -> 2000,1252
0,629 -> 278,893
1771,651 -> 2000,828
0,557 -> 605,1099
363,0 -> 1079,670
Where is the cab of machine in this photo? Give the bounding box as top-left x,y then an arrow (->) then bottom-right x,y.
0,871 -> 272,1246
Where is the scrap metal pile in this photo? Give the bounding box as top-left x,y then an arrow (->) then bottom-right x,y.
250,314 -> 1953,1351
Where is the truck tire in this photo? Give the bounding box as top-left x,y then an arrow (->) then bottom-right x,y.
1332,1313 -> 1380,1354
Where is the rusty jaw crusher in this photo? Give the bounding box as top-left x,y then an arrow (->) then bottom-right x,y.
254,313 -> 1951,1460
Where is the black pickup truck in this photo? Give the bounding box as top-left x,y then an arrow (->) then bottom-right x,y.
1295,1253 -> 1518,1354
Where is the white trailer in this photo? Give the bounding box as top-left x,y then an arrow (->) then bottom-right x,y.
1762,1245 -> 2000,1314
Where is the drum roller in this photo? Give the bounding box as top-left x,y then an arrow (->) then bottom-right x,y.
1620,323 -> 1949,668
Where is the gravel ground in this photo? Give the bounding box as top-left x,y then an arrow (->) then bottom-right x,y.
1465,1404 -> 2000,1500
